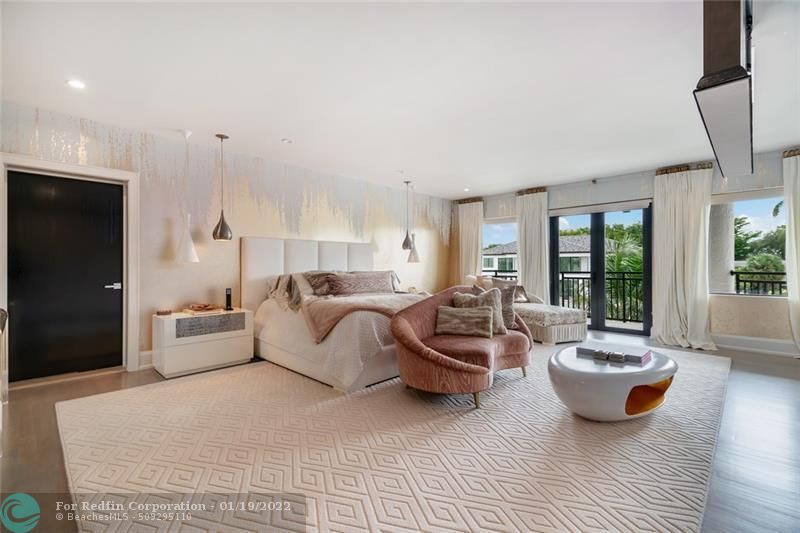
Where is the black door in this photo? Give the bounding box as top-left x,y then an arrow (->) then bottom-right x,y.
549,206 -> 652,335
7,171 -> 123,381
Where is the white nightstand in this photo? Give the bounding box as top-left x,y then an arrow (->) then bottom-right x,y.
152,309 -> 253,378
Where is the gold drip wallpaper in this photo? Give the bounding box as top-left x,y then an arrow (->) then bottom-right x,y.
1,102 -> 452,353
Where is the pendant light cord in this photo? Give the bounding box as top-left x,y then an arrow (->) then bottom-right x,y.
220,136 -> 224,211
408,182 -> 412,233
404,180 -> 411,233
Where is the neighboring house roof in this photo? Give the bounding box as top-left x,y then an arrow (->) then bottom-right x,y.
482,241 -> 519,256
558,235 -> 591,253
483,235 -> 592,255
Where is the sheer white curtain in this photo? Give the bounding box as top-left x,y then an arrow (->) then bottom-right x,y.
458,201 -> 484,283
651,168 -> 716,350
516,192 -> 550,302
783,155 -> 800,349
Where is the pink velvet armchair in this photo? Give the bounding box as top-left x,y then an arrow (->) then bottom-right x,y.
390,286 -> 533,408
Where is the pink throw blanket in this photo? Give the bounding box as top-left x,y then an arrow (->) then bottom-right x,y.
301,293 -> 425,343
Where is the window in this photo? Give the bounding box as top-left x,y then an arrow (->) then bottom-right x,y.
708,192 -> 786,296
559,257 -> 582,272
498,257 -> 516,272
482,220 -> 517,276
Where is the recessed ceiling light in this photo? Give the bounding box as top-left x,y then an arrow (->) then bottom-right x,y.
66,79 -> 86,90
281,138 -> 293,144
464,188 -> 471,192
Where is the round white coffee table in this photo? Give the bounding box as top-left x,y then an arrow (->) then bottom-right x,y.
548,346 -> 678,422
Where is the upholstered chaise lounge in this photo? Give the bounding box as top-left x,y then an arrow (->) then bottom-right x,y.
514,294 -> 588,345
390,286 -> 533,408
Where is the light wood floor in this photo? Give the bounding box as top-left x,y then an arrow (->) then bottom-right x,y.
2,335 -> 799,533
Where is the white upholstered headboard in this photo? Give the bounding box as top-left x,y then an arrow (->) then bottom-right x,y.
240,237 -> 374,311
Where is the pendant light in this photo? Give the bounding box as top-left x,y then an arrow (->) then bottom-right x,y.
177,130 -> 200,262
212,133 -> 233,241
408,233 -> 420,263
177,213 -> 200,263
407,182 -> 420,263
401,180 -> 412,250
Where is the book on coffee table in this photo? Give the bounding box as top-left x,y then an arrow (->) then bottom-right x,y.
576,342 -> 652,365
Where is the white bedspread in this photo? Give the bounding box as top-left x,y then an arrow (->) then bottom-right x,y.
254,299 -> 395,388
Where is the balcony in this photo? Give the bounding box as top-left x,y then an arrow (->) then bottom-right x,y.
482,269 -> 645,325
559,271 -> 643,324
729,271 -> 787,295
482,269 -> 518,280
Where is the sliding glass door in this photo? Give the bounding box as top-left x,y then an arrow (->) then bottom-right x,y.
549,206 -> 652,334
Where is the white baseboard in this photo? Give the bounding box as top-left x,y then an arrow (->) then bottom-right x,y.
712,334 -> 800,358
137,350 -> 154,370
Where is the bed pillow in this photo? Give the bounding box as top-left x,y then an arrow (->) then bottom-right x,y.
327,271 -> 395,296
350,270 -> 402,291
435,306 -> 494,338
453,288 -> 507,335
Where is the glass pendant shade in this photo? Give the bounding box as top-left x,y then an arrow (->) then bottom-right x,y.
177,213 -> 200,263
402,231 -> 412,250
212,210 -> 233,241
407,233 -> 420,263
212,133 -> 233,241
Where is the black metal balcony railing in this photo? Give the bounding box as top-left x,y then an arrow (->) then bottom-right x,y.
559,271 -> 644,324
482,269 -> 644,324
730,270 -> 787,295
482,269 -> 518,280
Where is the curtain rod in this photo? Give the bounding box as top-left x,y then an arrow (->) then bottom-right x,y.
516,186 -> 547,196
454,197 -> 483,205
655,161 -> 714,175
784,148 -> 800,158
549,197 -> 652,214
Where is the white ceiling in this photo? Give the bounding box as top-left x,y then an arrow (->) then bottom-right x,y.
2,1 -> 798,199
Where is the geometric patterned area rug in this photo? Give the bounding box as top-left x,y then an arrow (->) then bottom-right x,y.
56,344 -> 730,532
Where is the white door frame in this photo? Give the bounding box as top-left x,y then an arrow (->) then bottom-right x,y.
0,153 -> 141,373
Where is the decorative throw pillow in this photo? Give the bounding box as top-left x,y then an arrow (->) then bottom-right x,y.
491,278 -> 529,303
453,288 -> 507,335
513,285 -> 531,303
490,277 -> 516,289
327,271 -> 395,296
304,271 -> 338,296
497,286 -> 519,329
435,306 -> 494,338
476,276 -> 494,290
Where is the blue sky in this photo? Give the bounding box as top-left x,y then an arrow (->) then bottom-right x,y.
483,197 -> 785,247
734,197 -> 785,234
483,222 -> 517,247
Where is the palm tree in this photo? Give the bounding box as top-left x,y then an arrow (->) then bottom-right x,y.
773,200 -> 783,217
604,236 -> 643,322
605,236 -> 642,272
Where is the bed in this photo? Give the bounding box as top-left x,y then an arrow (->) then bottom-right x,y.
240,237 -> 409,392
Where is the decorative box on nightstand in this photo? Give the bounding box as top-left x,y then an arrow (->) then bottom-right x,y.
152,309 -> 253,378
